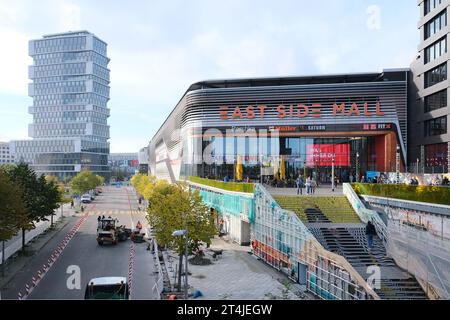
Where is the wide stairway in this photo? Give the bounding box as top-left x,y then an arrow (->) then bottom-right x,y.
274,195 -> 428,300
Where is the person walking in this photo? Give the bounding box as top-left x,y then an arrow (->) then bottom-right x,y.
296,175 -> 303,195
365,220 -> 377,251
311,178 -> 317,194
70,199 -> 74,209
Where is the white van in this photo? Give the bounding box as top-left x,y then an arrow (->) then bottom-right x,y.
81,194 -> 91,203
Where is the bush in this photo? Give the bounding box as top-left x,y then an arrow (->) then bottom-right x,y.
189,176 -> 254,193
352,183 -> 450,206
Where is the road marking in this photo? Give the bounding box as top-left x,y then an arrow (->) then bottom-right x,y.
17,204 -> 96,300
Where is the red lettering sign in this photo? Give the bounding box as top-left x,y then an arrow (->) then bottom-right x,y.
306,144 -> 350,166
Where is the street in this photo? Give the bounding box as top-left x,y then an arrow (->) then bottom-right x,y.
1,186 -> 157,300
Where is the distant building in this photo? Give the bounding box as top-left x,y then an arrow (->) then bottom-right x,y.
138,147 -> 149,174
0,142 -> 14,164
11,30 -> 111,180
108,153 -> 139,178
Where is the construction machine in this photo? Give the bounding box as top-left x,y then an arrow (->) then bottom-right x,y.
97,218 -> 131,245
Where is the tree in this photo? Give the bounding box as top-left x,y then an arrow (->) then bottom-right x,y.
2,163 -> 61,252
4,164 -> 63,249
131,173 -> 156,199
41,175 -> 63,227
146,181 -> 217,291
0,170 -> 28,241
0,170 -> 28,275
70,170 -> 102,196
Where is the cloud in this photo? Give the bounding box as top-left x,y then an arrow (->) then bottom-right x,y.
59,1 -> 81,30
0,27 -> 31,95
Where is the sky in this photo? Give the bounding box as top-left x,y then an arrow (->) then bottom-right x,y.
0,0 -> 419,153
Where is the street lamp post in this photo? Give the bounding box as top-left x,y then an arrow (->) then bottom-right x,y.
303,160 -> 306,179
331,157 -> 335,192
315,160 -> 318,186
172,229 -> 188,300
356,152 -> 360,182
396,145 -> 401,184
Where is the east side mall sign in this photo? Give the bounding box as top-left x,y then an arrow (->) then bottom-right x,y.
219,102 -> 385,120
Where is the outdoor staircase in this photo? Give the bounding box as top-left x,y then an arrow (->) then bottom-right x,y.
376,279 -> 428,300
309,225 -> 427,299
305,208 -> 331,223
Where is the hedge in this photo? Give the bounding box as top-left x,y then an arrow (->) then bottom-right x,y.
188,176 -> 254,193
352,183 -> 450,206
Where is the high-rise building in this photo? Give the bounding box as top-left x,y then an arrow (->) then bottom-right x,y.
11,31 -> 111,180
410,0 -> 450,173
0,142 -> 14,164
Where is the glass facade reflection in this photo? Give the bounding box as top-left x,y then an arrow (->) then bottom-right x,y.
11,31 -> 110,180
182,134 -> 388,183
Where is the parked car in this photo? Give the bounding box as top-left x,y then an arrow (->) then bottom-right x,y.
81,194 -> 92,203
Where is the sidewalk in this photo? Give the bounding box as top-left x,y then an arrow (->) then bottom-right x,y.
0,206 -> 77,293
162,237 -> 313,300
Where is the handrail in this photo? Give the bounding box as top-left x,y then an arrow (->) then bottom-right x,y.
343,183 -> 388,246
256,184 -> 379,300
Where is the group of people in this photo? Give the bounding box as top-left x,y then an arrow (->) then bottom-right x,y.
295,175 -> 317,195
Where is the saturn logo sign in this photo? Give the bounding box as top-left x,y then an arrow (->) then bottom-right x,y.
219,102 -> 385,120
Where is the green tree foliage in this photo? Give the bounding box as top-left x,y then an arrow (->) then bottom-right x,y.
0,170 -> 28,242
70,170 -> 103,195
146,180 -> 218,291
2,163 -> 62,251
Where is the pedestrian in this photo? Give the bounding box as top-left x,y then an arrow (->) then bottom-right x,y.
360,175 -> 365,183
136,220 -> 143,233
81,205 -> 84,212
311,179 -> 317,194
305,177 -> 311,194
349,174 -> 354,183
70,199 -> 74,209
296,175 -> 303,195
365,220 -> 377,251
102,215 -> 105,219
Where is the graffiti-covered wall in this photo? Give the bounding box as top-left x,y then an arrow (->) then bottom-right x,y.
253,184 -> 377,300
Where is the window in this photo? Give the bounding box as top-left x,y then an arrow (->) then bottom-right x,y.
425,9 -> 447,40
425,89 -> 447,112
425,143 -> 448,167
425,0 -> 443,16
424,62 -> 447,88
424,116 -> 447,136
425,36 -> 447,64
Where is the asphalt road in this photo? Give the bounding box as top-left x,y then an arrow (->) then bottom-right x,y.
1,186 -> 157,300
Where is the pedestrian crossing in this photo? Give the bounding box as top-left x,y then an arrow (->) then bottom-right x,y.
90,210 -> 144,216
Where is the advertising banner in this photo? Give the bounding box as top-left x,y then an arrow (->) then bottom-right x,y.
306,144 -> 350,166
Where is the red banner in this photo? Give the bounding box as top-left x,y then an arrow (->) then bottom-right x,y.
306,144 -> 350,166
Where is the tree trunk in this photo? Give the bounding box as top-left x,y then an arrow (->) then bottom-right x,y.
51,213 -> 54,228
22,228 -> 26,253
177,252 -> 183,292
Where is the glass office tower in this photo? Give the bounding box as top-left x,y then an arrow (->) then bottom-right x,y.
11,31 -> 110,180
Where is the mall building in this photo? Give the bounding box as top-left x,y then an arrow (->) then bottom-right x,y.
149,69 -> 410,183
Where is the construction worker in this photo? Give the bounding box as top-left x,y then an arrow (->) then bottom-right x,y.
136,221 -> 143,232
